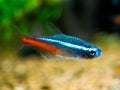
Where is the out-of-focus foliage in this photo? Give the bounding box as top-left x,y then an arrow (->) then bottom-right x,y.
0,0 -> 62,25
0,0 -> 39,25
0,0 -> 63,51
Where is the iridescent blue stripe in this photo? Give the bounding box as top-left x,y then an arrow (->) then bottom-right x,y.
37,38 -> 89,50
36,34 -> 102,58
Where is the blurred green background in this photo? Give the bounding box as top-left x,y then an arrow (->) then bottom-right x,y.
0,0 -> 120,53
0,0 -> 120,90
0,0 -> 62,52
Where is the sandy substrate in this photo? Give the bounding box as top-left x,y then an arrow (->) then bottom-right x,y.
0,47 -> 120,90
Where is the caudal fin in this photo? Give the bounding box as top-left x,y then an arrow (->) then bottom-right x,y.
12,25 -> 27,53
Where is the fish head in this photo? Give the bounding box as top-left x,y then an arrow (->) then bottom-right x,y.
81,46 -> 102,59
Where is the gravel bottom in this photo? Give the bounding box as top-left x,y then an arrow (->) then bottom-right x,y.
0,48 -> 120,90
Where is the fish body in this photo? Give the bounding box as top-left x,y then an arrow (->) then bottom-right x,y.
22,33 -> 102,59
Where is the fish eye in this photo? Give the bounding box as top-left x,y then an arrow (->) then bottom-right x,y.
89,50 -> 96,56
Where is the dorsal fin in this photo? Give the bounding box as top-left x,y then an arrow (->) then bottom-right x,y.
13,22 -> 63,38
46,22 -> 62,36
29,22 -> 62,37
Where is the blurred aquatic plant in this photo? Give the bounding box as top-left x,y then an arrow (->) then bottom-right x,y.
0,0 -> 63,25
0,0 -> 63,51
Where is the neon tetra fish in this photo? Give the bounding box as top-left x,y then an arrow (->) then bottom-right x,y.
18,23 -> 102,59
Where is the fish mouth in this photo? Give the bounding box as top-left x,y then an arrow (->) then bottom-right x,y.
95,48 -> 102,57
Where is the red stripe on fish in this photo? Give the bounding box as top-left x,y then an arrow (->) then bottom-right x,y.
22,36 -> 61,53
